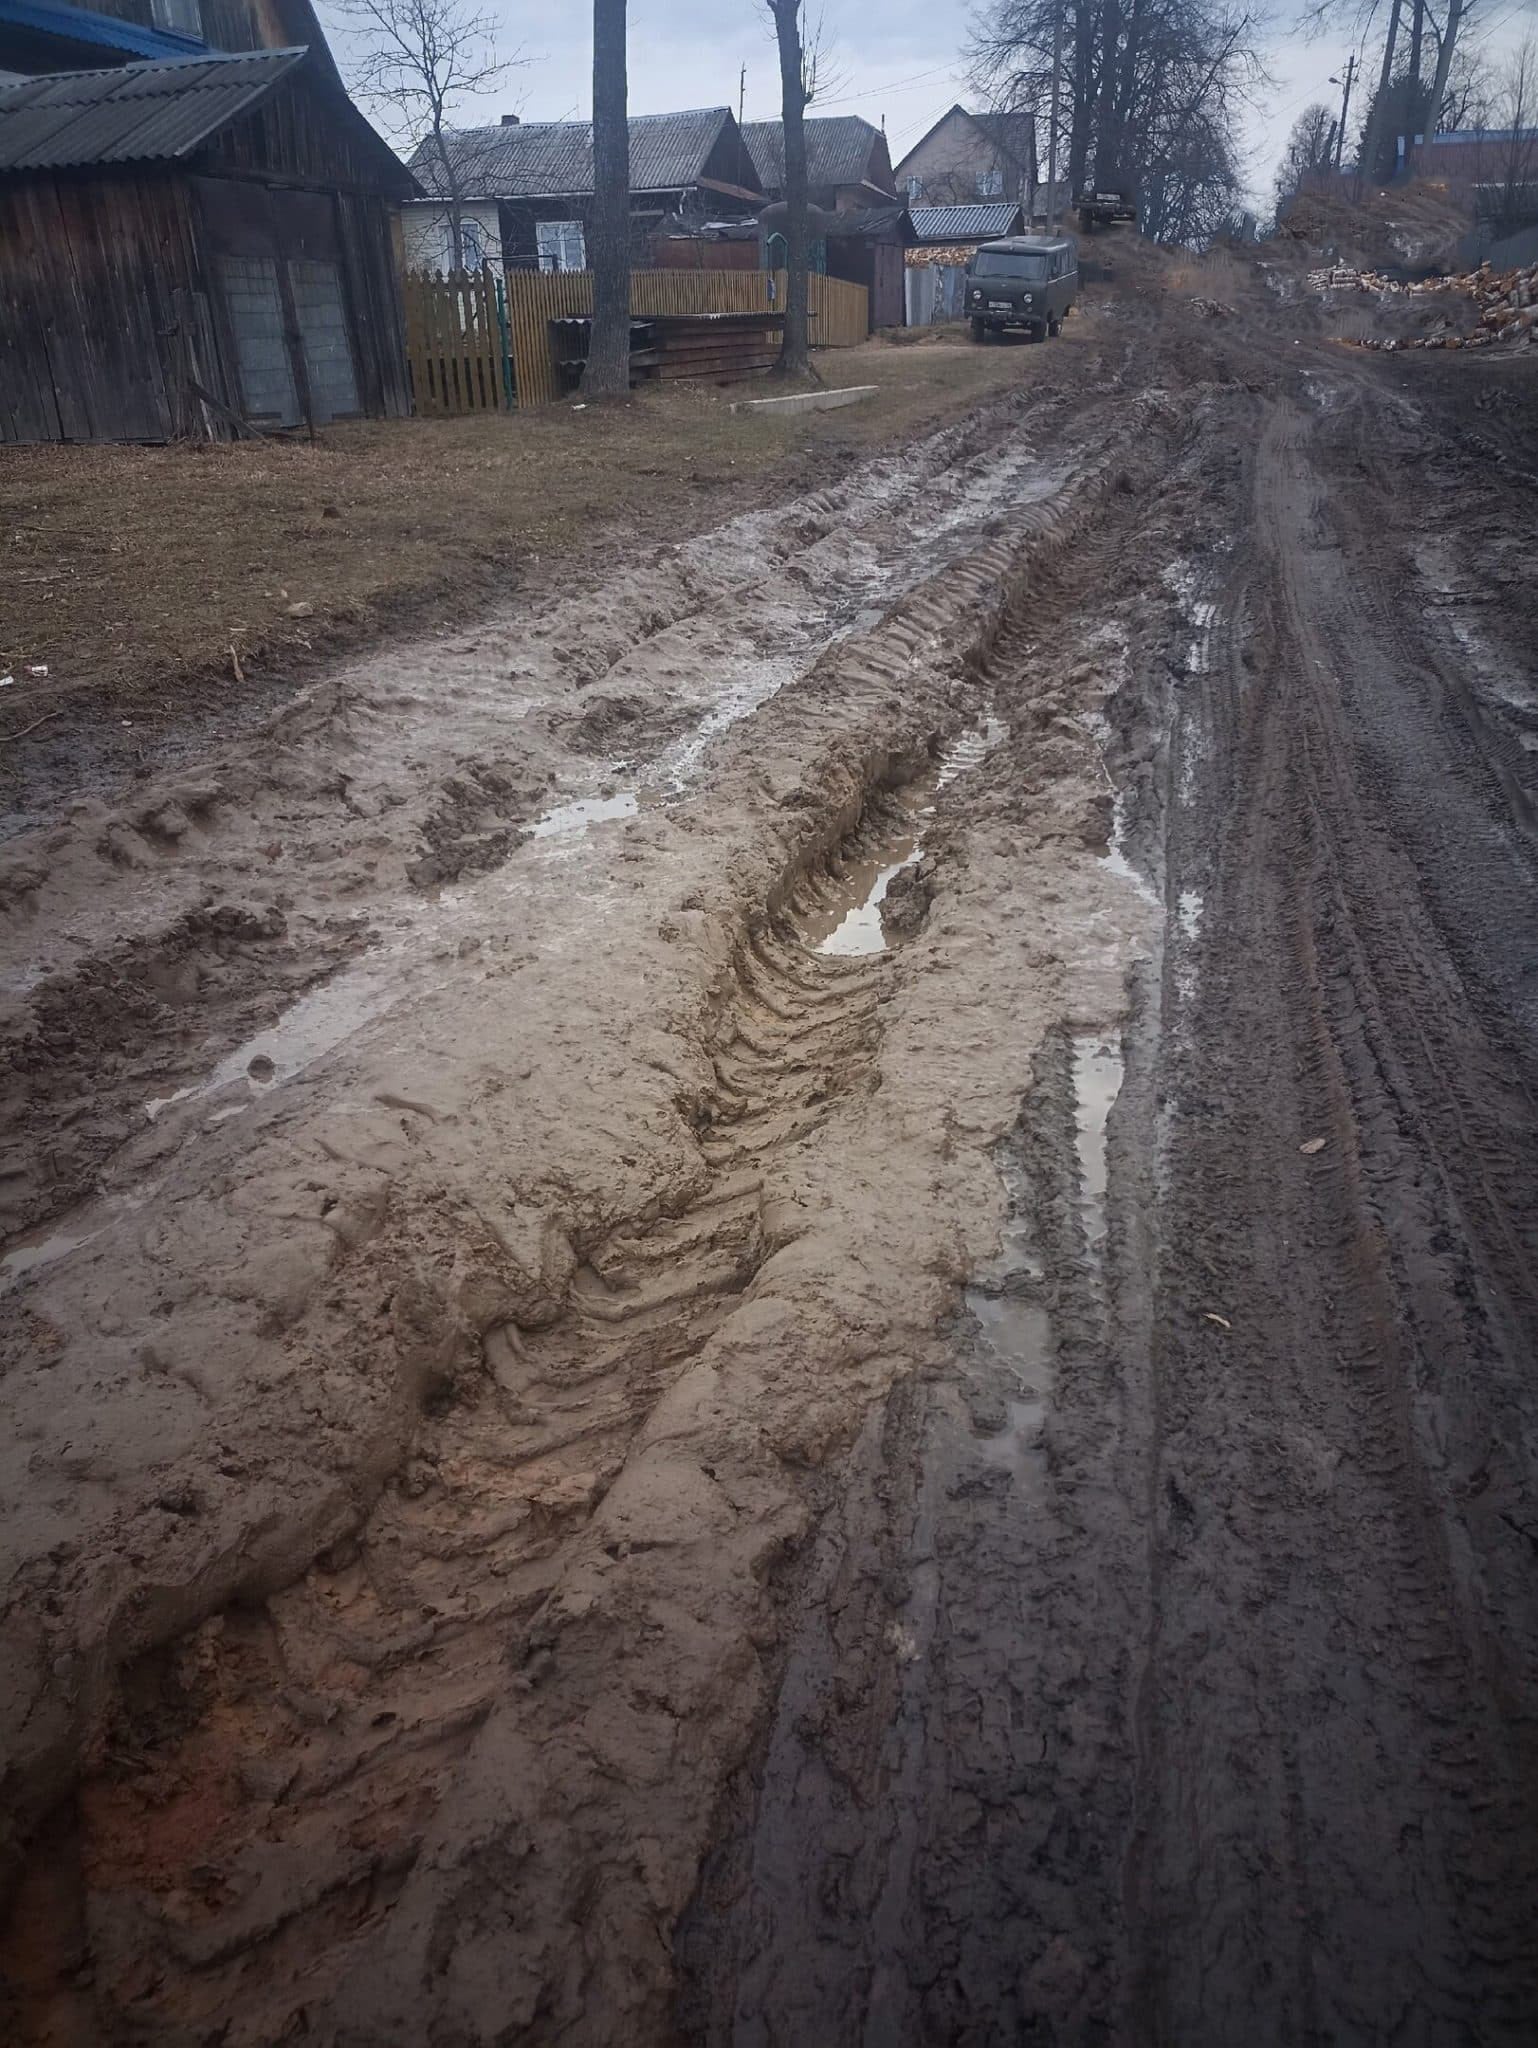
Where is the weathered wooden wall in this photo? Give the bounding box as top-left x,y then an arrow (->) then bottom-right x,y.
0,170 -> 209,442
0,125 -> 409,441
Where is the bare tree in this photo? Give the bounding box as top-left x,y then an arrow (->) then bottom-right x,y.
337,0 -> 517,271
1275,101 -> 1338,204
1301,0 -> 1492,174
969,0 -> 1264,244
764,2 -> 828,376
1485,34 -> 1538,231
583,0 -> 630,397
1438,35 -> 1497,130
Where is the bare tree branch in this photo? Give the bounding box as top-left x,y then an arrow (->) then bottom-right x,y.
335,0 -> 521,269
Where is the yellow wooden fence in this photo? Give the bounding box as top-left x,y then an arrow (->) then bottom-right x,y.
401,268 -> 510,415
404,268 -> 868,413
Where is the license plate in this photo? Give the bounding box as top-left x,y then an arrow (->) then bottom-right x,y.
987,300 -> 1012,310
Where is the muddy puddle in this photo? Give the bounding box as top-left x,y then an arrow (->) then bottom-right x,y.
965,1144 -> 1052,1479
801,839 -> 922,957
794,715 -> 1008,959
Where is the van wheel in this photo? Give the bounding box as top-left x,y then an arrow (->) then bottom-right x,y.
970,317 -> 986,343
1029,322 -> 1047,343
1047,316 -> 1062,337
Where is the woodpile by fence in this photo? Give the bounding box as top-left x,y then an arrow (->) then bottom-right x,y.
1319,258 -> 1538,350
403,267 -> 868,412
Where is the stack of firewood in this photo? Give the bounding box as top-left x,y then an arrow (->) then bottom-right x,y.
1323,258 -> 1537,350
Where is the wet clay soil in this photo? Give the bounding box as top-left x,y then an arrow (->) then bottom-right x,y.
4,268 -> 1538,2044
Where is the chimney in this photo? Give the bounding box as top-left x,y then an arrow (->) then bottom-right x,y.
501,114 -> 520,126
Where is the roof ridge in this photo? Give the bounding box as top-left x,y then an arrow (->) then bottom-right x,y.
0,44 -> 308,91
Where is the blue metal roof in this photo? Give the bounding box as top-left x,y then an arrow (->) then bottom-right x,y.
0,0 -> 208,63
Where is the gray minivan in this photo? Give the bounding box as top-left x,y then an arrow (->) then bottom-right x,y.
965,235 -> 1078,343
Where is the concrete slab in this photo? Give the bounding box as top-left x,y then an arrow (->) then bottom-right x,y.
730,385 -> 878,417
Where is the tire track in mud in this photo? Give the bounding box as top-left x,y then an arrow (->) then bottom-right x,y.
0,365 -> 1100,1253
1126,386 -> 1538,2040
679,349 -> 1538,2047
0,371 -> 1189,2044
674,423 -> 1215,2046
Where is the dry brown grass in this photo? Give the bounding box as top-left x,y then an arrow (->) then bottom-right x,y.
0,337 -> 1029,744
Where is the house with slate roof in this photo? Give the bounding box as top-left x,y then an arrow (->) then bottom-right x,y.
403,106 -> 765,273
894,105 -> 1036,213
739,114 -> 896,213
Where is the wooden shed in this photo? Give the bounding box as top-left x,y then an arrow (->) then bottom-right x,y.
825,203 -> 913,331
0,46 -> 418,442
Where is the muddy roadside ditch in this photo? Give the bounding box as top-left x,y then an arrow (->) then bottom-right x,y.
0,350 -> 1240,2040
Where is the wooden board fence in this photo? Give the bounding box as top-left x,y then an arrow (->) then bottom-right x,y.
405,268 -> 868,414
402,268 -> 510,415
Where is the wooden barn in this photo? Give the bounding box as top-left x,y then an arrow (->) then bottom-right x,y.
0,45 -> 418,442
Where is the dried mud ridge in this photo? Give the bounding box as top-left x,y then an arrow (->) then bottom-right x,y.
7,280 -> 1538,2046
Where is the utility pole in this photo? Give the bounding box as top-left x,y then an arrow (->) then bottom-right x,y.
1046,0 -> 1064,229
738,61 -> 745,125
1331,52 -> 1356,171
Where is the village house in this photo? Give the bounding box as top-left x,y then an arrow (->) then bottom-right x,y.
403,108 -> 765,273
894,104 -> 1037,211
0,38 -> 416,442
739,114 -> 896,213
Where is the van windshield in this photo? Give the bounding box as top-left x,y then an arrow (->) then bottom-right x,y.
973,250 -> 1050,280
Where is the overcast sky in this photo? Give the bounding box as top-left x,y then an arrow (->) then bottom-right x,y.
321,0 -> 1534,217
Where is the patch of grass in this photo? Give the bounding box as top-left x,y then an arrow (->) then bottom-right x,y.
0,338 -> 1031,739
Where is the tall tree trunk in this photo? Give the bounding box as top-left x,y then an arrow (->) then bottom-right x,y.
1405,0 -> 1426,166
1425,0 -> 1464,136
770,0 -> 810,377
583,0 -> 630,397
1361,0 -> 1405,182
1096,0 -> 1123,180
1069,0 -> 1095,196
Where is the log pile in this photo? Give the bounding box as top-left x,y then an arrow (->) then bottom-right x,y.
1316,259 -> 1538,351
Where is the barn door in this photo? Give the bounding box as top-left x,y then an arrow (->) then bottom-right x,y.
288,258 -> 359,417
218,255 -> 299,423
196,180 -> 363,427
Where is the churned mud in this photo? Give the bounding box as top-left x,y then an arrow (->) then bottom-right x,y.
4,262 -> 1538,2044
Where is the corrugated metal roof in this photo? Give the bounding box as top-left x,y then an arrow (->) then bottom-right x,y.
825,201 -> 913,241
0,0 -> 209,62
740,116 -> 890,195
910,202 -> 1024,243
410,107 -> 736,199
0,48 -> 305,170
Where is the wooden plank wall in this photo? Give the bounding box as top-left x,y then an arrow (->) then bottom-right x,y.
499,269 -> 868,410
402,268 -> 868,415
0,172 -> 203,443
401,268 -> 510,415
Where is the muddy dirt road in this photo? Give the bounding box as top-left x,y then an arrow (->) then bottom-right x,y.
3,266 -> 1537,2045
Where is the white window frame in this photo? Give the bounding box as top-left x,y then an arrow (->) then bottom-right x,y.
150,0 -> 203,35
536,219 -> 587,273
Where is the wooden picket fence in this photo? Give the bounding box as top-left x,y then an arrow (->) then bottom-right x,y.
401,267 -> 510,414
403,267 -> 868,413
